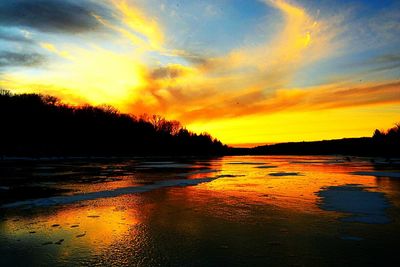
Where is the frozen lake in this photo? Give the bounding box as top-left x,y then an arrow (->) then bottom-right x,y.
1,156 -> 400,266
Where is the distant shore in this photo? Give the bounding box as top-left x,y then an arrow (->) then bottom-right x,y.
1,90 -> 399,158
228,136 -> 399,157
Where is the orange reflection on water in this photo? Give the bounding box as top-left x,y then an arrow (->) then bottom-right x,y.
194,156 -> 379,213
3,196 -> 141,255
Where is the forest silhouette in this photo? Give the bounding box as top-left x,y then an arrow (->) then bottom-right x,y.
231,124 -> 400,157
0,90 -> 226,157
0,89 -> 398,157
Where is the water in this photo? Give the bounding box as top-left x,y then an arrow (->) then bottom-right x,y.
1,156 -> 400,266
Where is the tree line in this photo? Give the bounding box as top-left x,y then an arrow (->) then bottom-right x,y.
0,90 -> 227,157
1,89 -> 398,157
229,124 -> 400,157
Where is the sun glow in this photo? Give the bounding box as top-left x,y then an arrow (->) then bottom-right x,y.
1,0 -> 399,143
2,47 -> 147,107
62,48 -> 146,106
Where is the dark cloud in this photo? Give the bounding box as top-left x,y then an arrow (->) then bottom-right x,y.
0,28 -> 32,43
371,54 -> 400,64
0,51 -> 45,68
0,0 -> 112,33
360,53 -> 400,74
183,53 -> 210,66
343,53 -> 400,75
167,49 -> 212,66
150,66 -> 185,80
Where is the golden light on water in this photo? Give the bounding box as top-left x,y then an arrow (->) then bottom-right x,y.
1,156 -> 399,265
195,156 -> 378,212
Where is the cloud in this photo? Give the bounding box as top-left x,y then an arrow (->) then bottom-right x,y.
370,54 -> 400,64
0,51 -> 45,68
0,0 -> 111,33
174,81 -> 400,122
119,0 -> 341,121
364,5 -> 400,47
364,54 -> 400,73
337,53 -> 400,80
109,0 -> 164,50
311,81 -> 400,110
0,28 -> 33,43
349,53 -> 400,71
40,42 -> 72,60
1,0 -> 397,132
0,46 -> 146,106
150,64 -> 193,80
0,0 -> 344,122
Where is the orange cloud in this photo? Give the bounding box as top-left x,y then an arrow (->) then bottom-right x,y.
3,0 -> 340,120
110,0 -> 164,50
2,0 -> 397,145
118,0 -> 343,121
173,81 -> 400,123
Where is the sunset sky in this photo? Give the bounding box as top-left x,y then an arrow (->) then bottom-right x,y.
0,0 -> 399,145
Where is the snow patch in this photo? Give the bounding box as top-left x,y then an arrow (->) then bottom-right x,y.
2,178 -> 216,208
317,184 -> 390,224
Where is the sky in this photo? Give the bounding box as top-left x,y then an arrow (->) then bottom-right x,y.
0,0 -> 399,145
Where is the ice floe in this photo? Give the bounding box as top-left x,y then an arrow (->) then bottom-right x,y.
317,184 -> 390,224
2,178 -> 217,208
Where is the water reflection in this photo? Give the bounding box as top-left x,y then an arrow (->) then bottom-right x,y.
198,156 -> 379,213
0,156 -> 399,266
1,197 -> 142,265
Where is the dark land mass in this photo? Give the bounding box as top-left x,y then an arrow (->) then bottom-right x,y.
0,90 -> 226,157
229,133 -> 400,157
0,90 -> 399,158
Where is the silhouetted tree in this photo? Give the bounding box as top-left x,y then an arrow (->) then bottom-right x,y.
231,123 -> 400,157
0,90 -> 226,157
373,129 -> 384,139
